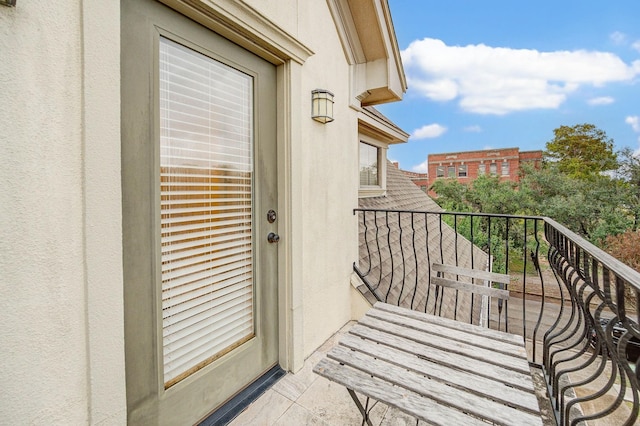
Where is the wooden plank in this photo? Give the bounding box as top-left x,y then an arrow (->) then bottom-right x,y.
349,323 -> 535,391
337,334 -> 540,414
374,302 -> 523,346
312,358 -> 493,426
359,315 -> 530,374
433,262 -> 511,284
431,276 -> 510,300
366,307 -> 528,360
327,345 -> 542,425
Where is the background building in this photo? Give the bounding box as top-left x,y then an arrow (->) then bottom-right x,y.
427,148 -> 543,189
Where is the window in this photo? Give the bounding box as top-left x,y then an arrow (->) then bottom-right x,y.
358,130 -> 388,198
420,185 -> 427,192
458,164 -> 467,177
502,161 -> 510,176
436,166 -> 445,177
489,163 -> 497,175
447,166 -> 455,178
359,142 -> 379,186
478,164 -> 485,175
159,37 -> 256,387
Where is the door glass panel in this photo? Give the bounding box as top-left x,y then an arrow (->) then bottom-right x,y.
159,37 -> 254,388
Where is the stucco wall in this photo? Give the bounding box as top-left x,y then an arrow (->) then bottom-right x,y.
246,0 -> 359,359
0,1 -> 125,424
298,0 -> 359,357
2,0 -> 390,421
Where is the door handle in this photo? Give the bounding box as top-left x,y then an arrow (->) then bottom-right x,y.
267,232 -> 280,243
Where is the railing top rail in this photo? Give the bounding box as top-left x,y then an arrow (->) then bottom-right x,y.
354,208 -> 544,221
543,217 -> 640,291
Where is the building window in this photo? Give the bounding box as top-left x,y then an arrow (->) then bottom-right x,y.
436,166 -> 445,177
502,161 -> 510,176
359,142 -> 379,186
489,163 -> 497,175
458,164 -> 467,177
420,185 -> 427,192
447,166 -> 455,178
478,164 -> 485,175
358,132 -> 388,198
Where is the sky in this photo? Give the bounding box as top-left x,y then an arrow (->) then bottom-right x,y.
376,1 -> 640,173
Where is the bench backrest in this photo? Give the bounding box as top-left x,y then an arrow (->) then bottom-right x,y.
431,263 -> 510,300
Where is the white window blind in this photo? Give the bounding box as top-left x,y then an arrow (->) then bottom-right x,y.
159,37 -> 254,388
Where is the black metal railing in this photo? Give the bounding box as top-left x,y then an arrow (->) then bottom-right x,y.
354,208 -> 640,426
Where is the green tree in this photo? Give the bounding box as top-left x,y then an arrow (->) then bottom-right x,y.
465,175 -> 522,215
615,147 -> 640,230
429,178 -> 470,212
430,174 -> 523,215
545,123 -> 618,180
430,175 -> 528,273
519,163 -> 630,242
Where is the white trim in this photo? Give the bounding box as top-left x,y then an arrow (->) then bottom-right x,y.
326,0 -> 406,107
358,135 -> 388,198
159,0 -> 314,65
358,107 -> 409,144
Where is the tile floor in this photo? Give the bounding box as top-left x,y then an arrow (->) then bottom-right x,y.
228,321 -> 423,426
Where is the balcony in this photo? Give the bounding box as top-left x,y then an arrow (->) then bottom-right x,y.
228,208 -> 639,425
353,208 -> 640,425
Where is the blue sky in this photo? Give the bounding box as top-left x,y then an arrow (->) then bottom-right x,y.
377,1 -> 640,172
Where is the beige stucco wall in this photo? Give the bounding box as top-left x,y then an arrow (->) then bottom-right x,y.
246,0 -> 360,359
298,1 -> 360,357
0,1 -> 125,424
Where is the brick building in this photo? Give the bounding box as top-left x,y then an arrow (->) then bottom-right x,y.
427,148 -> 543,189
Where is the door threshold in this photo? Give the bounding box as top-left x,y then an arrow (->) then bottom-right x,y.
198,365 -> 286,426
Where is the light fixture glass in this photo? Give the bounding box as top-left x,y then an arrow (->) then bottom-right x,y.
311,89 -> 334,123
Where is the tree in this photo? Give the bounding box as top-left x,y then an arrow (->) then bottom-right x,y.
519,163 -> 631,242
615,147 -> 640,230
429,178 -> 470,212
545,123 -> 618,180
602,229 -> 640,311
430,174 -> 524,215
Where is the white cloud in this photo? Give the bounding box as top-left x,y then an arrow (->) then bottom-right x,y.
464,125 -> 482,133
587,96 -> 615,106
483,145 -> 495,150
411,123 -> 447,139
626,115 -> 640,132
633,40 -> 640,53
402,38 -> 640,115
412,159 -> 429,173
610,31 -> 627,45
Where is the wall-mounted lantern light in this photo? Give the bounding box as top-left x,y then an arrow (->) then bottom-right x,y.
0,0 -> 17,7
311,89 -> 334,123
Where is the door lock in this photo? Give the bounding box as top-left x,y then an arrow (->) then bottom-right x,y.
267,209 -> 277,223
267,232 -> 280,243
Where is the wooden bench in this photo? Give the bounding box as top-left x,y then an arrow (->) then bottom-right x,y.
431,262 -> 510,300
313,301 -> 542,425
430,262 -> 510,327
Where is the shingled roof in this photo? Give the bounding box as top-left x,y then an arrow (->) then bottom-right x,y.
356,161 -> 489,324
